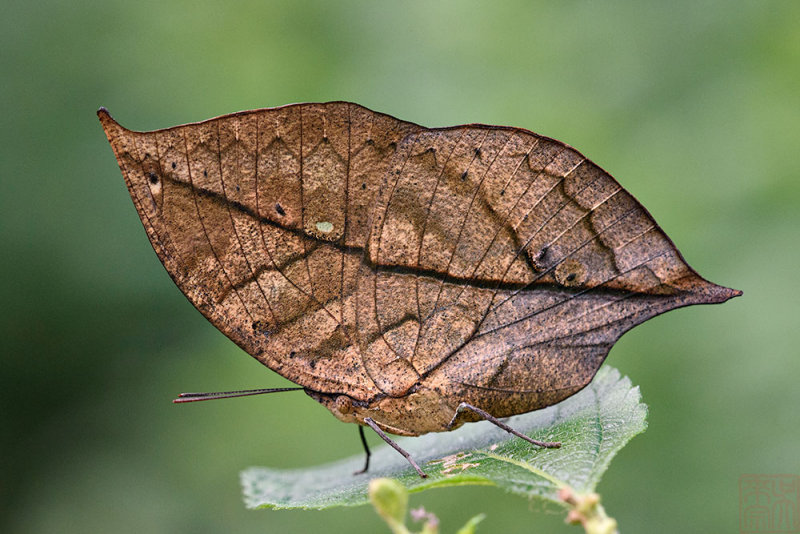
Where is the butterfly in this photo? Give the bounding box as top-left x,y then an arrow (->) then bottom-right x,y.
99,102 -> 739,477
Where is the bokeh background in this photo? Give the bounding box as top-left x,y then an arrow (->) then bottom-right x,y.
3,1 -> 798,532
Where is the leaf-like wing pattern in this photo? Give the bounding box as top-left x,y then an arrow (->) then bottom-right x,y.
99,102 -> 739,436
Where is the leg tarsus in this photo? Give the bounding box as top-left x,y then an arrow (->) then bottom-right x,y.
452,402 -> 561,449
364,417 -> 427,478
353,425 -> 371,475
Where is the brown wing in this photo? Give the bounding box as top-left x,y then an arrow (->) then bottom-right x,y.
362,125 -> 739,417
100,102 -> 421,400
100,102 -> 739,413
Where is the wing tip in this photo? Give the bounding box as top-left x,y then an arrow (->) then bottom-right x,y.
671,272 -> 741,304
722,285 -> 743,300
97,107 -> 133,154
695,280 -> 742,304
97,106 -> 119,129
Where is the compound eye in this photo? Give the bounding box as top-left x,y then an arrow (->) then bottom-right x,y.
334,395 -> 353,415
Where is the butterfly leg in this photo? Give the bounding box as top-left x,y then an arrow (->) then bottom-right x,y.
353,425 -> 372,475
363,417 -> 427,478
449,403 -> 561,449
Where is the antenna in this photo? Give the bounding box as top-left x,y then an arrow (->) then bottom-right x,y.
173,387 -> 303,403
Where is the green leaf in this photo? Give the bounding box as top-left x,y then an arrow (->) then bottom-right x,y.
241,367 -> 646,510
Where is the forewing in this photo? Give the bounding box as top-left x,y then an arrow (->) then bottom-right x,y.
99,103 -> 419,399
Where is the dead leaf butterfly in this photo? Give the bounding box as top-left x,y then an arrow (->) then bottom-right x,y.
99,102 -> 740,477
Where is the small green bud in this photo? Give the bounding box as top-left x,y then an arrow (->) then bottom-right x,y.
369,478 -> 408,528
455,513 -> 486,534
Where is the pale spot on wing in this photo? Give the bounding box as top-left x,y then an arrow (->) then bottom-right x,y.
315,221 -> 334,233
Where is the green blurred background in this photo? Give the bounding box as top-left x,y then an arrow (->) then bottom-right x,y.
3,1 -> 798,532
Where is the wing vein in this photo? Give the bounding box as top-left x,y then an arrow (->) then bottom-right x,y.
216,121 -> 279,327
410,129 -> 468,359
446,137 -> 540,316
424,130 -> 499,329
477,247 -> 671,340
298,108 -> 317,301
181,129 -> 256,323
372,134 -> 425,363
